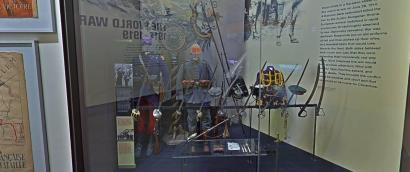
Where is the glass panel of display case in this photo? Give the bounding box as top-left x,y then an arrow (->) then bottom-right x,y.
72,0 -> 410,171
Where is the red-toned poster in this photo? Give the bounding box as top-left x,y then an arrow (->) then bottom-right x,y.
0,0 -> 37,18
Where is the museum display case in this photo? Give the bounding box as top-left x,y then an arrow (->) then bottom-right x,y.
60,0 -> 410,171
68,0 -> 329,171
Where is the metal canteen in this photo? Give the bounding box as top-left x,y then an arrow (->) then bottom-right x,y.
153,109 -> 162,119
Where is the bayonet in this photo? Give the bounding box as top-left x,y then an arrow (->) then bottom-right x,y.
207,0 -> 231,72
201,2 -> 230,86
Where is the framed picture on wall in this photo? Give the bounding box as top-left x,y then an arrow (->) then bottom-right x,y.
0,41 -> 49,172
0,0 -> 55,32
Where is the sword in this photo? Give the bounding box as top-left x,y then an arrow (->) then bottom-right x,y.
196,65 -> 218,137
297,63 -> 320,117
316,57 -> 326,116
287,59 -> 310,103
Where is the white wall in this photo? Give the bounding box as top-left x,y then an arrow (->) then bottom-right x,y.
243,0 -> 410,172
0,0 -> 73,171
39,0 -> 73,171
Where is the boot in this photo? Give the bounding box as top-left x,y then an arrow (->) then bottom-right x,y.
135,135 -> 143,158
135,143 -> 142,158
146,135 -> 154,156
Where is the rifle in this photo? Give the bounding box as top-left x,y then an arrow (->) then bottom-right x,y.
138,54 -> 165,96
138,54 -> 165,155
213,81 -> 224,136
201,1 -> 247,137
130,77 -> 148,122
215,75 -> 240,138
169,100 -> 185,139
195,65 -> 218,139
154,118 -> 160,155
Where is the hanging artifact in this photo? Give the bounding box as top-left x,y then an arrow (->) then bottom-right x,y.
227,76 -> 249,99
252,65 -> 287,107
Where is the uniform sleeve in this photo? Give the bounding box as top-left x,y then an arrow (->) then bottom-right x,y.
206,62 -> 213,80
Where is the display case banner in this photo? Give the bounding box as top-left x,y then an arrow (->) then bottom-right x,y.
116,116 -> 135,168
79,0 -> 245,107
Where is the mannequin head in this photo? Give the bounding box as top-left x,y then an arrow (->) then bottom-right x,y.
191,43 -> 202,61
142,34 -> 160,54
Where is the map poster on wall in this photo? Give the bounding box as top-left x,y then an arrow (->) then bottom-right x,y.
0,0 -> 38,18
0,52 -> 34,172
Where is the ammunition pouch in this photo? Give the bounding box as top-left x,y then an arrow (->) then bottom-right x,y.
182,80 -> 195,89
182,80 -> 211,89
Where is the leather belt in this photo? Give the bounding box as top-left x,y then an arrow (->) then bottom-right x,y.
182,80 -> 211,88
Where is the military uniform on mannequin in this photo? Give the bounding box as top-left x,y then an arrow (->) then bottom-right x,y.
130,36 -> 171,158
176,43 -> 213,137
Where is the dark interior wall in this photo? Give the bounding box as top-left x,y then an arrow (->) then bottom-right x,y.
85,103 -> 117,172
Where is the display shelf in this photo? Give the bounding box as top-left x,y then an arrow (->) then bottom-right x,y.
173,139 -> 268,159
173,138 -> 272,172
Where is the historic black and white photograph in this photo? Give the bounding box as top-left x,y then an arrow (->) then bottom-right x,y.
115,64 -> 133,87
